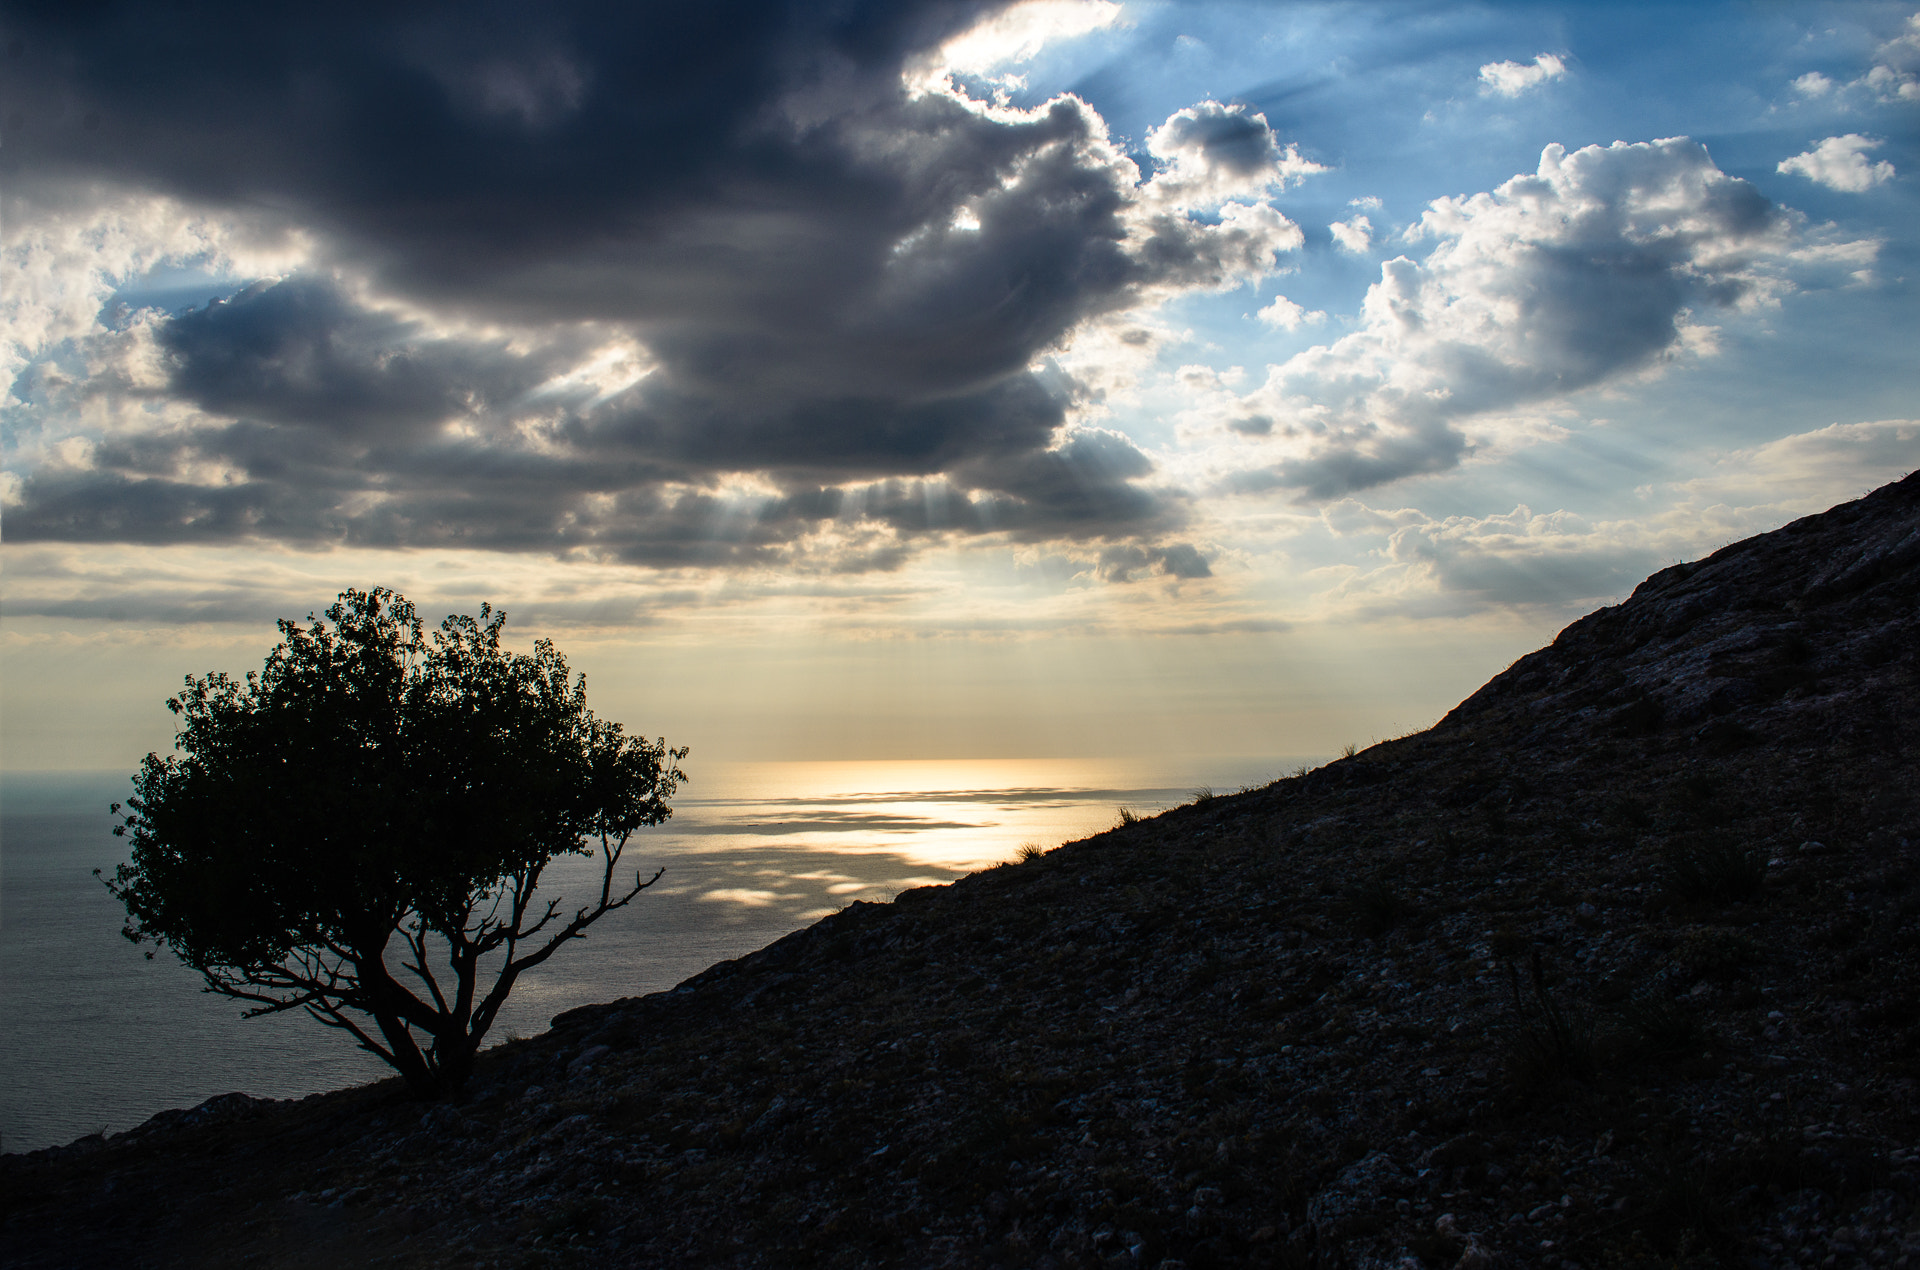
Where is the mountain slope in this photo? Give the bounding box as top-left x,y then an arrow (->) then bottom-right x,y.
5,472 -> 1918,1270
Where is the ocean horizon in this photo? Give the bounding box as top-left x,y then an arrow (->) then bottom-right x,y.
0,754 -> 1305,1154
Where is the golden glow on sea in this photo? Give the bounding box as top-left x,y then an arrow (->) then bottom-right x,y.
661,757 -> 1279,872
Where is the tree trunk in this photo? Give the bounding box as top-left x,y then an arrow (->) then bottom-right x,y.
354,947 -> 442,1100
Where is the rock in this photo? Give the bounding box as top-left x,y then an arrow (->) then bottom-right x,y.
419,1105 -> 465,1135
1424,1135 -> 1490,1169
1455,1236 -> 1497,1268
567,1044 -> 612,1078
1310,1152 -> 1408,1241
745,1096 -> 793,1140
182,1092 -> 268,1128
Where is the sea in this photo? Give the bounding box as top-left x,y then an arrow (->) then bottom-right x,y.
0,755 -> 1301,1154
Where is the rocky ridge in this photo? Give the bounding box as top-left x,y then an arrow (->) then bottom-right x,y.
4,472 -> 1919,1270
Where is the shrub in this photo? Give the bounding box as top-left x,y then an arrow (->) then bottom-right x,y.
1605,796 -> 1653,829
1348,875 -> 1414,937
1503,950 -> 1597,1090
1662,833 -> 1767,902
1633,1151 -> 1730,1257
1673,928 -> 1760,981
1616,993 -> 1702,1057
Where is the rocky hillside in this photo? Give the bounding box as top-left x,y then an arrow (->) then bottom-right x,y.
5,473 -> 1918,1270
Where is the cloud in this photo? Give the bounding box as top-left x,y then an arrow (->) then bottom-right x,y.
1678,418 -> 1920,508
1311,418 -> 1920,619
1783,14 -> 1919,104
1157,616 -> 1288,635
1158,542 -> 1213,578
1778,135 -> 1897,192
0,0 -> 1310,574
910,0 -> 1122,93
1320,499 -> 1427,536
1254,295 -> 1326,331
1095,541 -> 1212,582
1142,101 -> 1328,210
1201,138 -> 1824,500
1310,498 -> 1681,617
1478,53 -> 1567,97
1382,504 -> 1655,607
1863,64 -> 1920,98
1329,215 -> 1374,253
1863,13 -> 1920,101
157,277 -> 591,437
1300,493 -> 1673,618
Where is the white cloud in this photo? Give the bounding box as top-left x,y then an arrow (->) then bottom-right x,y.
1863,62 -> 1920,100
1305,497 -> 1661,616
1381,504 -> 1634,606
1890,11 -> 1920,52
1349,196 -> 1384,210
1679,418 -> 1920,508
1198,138 -> 1824,499
1320,498 -> 1426,536
1781,14 -> 1920,105
1143,100 -> 1328,210
1778,135 -> 1897,192
908,0 -> 1122,94
1254,295 -> 1326,331
1329,215 -> 1374,253
1316,418 -> 1920,616
1478,53 -> 1567,97
1859,13 -> 1920,100
0,193 -> 305,394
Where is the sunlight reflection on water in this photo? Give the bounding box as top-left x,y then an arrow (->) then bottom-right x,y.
0,755 -> 1300,1152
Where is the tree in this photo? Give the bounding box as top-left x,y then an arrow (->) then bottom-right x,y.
99,587 -> 687,1101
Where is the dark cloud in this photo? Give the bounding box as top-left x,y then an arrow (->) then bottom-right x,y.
1423,546 -> 1654,607
156,278 -> 580,437
1,1 -> 987,276
1158,542 -> 1212,578
3,0 -> 1305,569
0,584 -> 292,627
1159,617 -> 1288,635
1096,540 -> 1211,582
1269,426 -> 1474,503
7,284 -> 1188,564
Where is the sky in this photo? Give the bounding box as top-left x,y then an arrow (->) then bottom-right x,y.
2,0 -> 1917,773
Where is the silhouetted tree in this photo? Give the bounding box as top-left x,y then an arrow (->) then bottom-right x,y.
100,587 -> 686,1101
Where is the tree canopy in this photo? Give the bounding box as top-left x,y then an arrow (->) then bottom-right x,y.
100,587 -> 686,1100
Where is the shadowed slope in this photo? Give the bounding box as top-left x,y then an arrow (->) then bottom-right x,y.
5,473 -> 1918,1269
